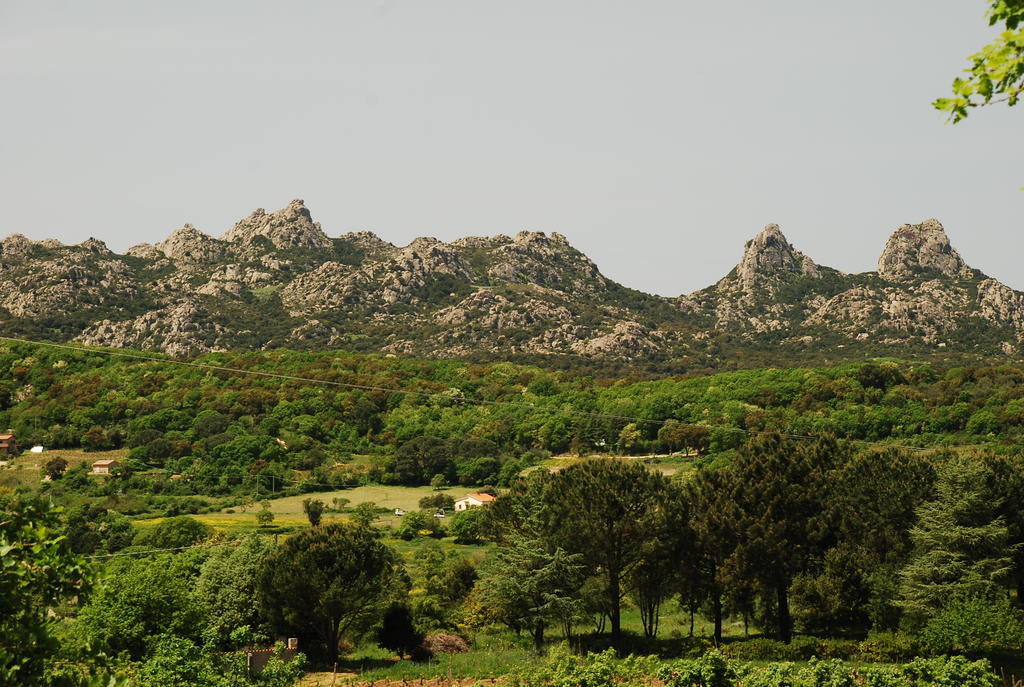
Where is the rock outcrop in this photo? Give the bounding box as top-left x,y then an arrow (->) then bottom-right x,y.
735,224 -> 821,290
1,200 -> 1022,372
877,219 -> 972,282
222,199 -> 331,251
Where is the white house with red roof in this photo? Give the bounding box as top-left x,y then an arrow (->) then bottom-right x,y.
454,492 -> 496,511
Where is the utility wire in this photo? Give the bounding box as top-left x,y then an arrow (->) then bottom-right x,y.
0,335 -> 933,451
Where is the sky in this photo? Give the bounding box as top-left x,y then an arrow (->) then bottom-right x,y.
1,1 -> 1021,296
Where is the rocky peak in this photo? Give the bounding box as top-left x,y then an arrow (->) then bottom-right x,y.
511,230 -> 569,247
0,234 -> 40,257
735,224 -> 820,289
222,199 -> 331,251
157,224 -> 224,263
877,219 -> 971,282
338,230 -> 394,257
125,243 -> 164,260
78,237 -> 112,254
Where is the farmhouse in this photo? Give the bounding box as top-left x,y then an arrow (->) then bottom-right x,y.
454,492 -> 496,511
0,433 -> 16,456
92,459 -> 119,474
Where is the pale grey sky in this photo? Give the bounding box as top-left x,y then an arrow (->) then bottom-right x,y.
1,1 -> 1020,296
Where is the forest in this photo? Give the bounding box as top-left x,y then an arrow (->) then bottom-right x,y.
4,340 -> 1024,687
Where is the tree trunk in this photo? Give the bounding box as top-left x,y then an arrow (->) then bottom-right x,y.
325,619 -> 340,665
609,569 -> 622,641
689,605 -> 695,637
777,583 -> 792,644
533,619 -> 545,652
712,590 -> 723,644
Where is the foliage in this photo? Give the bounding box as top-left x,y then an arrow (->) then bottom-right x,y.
542,459 -> 672,641
935,0 -> 1024,122
0,492 -> 88,686
718,435 -> 843,642
256,505 -> 275,527
194,535 -> 276,649
659,650 -> 737,687
898,456 -> 1014,623
134,515 -> 213,549
448,508 -> 485,544
301,498 -> 324,526
44,456 -> 69,480
77,551 -> 207,660
376,603 -> 423,657
257,522 -> 403,663
920,593 -> 1024,655
478,499 -> 584,650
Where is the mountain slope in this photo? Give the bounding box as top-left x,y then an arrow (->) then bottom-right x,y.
1,200 -> 1021,373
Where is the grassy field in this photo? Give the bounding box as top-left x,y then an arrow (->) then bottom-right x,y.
128,483 -> 493,536
0,448 -> 130,489
535,452 -> 698,478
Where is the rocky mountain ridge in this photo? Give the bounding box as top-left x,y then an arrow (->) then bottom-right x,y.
2,200 -> 1021,374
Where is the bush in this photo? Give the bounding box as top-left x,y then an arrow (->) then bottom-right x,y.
659,650 -> 737,687
921,594 -> 1024,656
856,632 -> 921,663
719,638 -> 802,661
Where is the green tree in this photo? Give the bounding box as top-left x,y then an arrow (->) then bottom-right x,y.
0,493 -> 88,686
376,603 -> 423,658
43,456 -> 68,480
719,434 -> 842,643
195,535 -> 276,649
628,484 -> 692,638
258,523 -> 402,663
64,504 -> 136,555
392,436 -> 454,485
349,501 -> 378,529
302,498 -> 325,527
137,635 -> 220,687
135,515 -> 213,549
394,509 -> 436,540
448,508 -> 484,544
256,503 -> 275,527
542,458 -> 671,641
78,552 -> 206,660
899,456 -> 1015,624
935,0 -> 1024,122
477,500 -> 584,650
686,467 -> 736,643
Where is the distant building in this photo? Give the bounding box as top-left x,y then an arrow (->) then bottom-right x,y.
394,508 -> 406,516
224,638 -> 299,675
454,492 -> 496,511
30,445 -> 44,453
0,433 -> 16,456
92,459 -> 119,474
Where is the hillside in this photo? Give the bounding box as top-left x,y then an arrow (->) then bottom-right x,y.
3,341 -> 1023,513
2,200 -> 1023,372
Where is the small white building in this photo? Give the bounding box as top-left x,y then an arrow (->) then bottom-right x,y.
454,492 -> 496,512
30,445 -> 44,454
394,508 -> 406,516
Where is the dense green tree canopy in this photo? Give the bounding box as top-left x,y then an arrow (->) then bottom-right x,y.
258,523 -> 403,663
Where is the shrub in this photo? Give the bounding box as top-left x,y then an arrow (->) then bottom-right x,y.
659,650 -> 738,687
921,594 -> 1024,656
856,632 -> 921,663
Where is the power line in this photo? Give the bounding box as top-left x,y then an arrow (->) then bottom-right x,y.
0,335 -> 933,452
